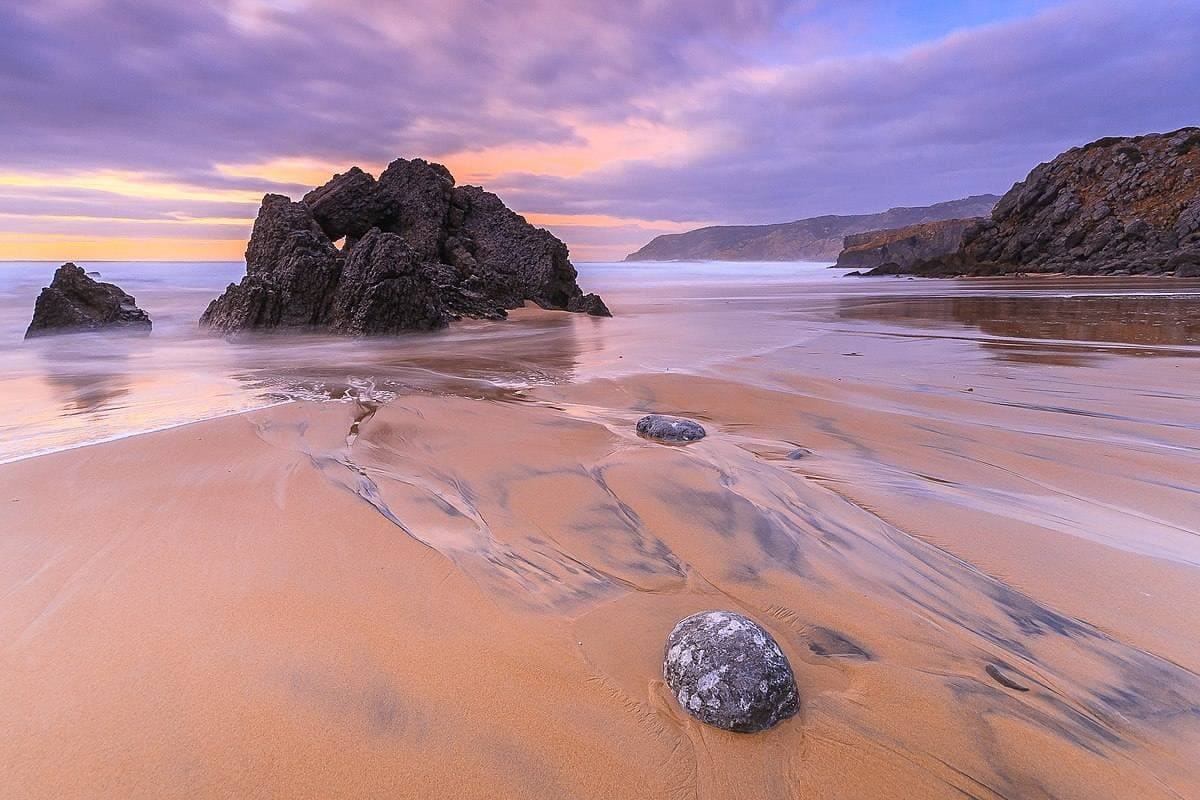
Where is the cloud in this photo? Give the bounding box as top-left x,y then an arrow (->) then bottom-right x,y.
0,0 -> 800,173
494,0 -> 1200,228
1,0 -> 1197,261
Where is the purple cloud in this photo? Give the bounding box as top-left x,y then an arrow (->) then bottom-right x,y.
494,1 -> 1200,226
1,0 -> 1197,260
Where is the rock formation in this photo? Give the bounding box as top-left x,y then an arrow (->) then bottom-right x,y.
663,611 -> 799,732
625,195 -> 999,262
871,128 -> 1200,277
835,218 -> 981,273
201,158 -> 609,335
25,263 -> 152,339
636,415 -> 707,443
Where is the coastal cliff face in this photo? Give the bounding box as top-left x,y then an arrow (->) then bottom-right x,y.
625,195 -> 998,262
201,159 -> 609,335
835,218 -> 980,272
882,128 -> 1200,277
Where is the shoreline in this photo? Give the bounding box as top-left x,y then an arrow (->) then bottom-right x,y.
0,398 -> 294,467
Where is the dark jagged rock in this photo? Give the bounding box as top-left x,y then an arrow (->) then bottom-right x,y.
377,158 -> 455,261
25,263 -> 152,339
881,128 -> 1200,277
636,414 -> 707,443
201,195 -> 341,331
663,611 -> 799,733
452,185 -> 603,312
567,293 -> 611,316
835,218 -> 981,272
302,167 -> 386,242
626,195 -> 999,262
329,228 -> 447,335
201,159 -> 609,335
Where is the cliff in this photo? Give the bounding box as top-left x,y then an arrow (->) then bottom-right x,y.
877,128 -> 1200,277
625,195 -> 999,262
835,218 -> 981,272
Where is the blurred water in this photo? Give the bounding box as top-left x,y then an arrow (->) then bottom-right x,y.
0,260 -> 839,462
2,259 -> 1199,463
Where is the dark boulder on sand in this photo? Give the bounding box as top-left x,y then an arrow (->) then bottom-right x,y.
636,415 -> 707,443
200,157 -> 610,335
25,263 -> 152,339
664,611 -> 799,732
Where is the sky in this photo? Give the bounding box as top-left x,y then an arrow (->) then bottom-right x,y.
1,0 -> 1198,262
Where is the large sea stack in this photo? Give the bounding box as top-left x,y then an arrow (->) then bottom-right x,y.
200,159 -> 610,335
25,263 -> 152,339
869,128 -> 1200,277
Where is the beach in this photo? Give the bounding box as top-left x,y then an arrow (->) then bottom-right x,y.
2,263 -> 1199,798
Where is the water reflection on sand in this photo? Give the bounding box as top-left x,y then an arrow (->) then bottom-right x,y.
3,262 -> 1200,462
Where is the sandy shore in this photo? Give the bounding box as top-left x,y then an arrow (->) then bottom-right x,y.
3,320 -> 1199,799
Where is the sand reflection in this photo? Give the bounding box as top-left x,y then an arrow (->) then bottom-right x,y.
838,293 -> 1200,358
32,335 -> 135,415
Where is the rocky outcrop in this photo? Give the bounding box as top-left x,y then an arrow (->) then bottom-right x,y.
25,263 -> 152,339
877,128 -> 1200,277
663,611 -> 799,732
636,415 -> 707,443
301,166 -> 388,242
625,195 -> 999,262
835,218 -> 981,272
328,229 -> 447,334
201,158 -> 609,335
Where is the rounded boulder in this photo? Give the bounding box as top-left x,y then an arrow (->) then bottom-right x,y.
636,414 -> 706,443
663,610 -> 799,733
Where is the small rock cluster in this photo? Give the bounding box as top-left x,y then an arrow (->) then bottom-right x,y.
25,263 -> 152,339
200,159 -> 609,335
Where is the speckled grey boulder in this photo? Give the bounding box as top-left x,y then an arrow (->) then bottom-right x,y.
664,611 -> 799,732
636,414 -> 706,443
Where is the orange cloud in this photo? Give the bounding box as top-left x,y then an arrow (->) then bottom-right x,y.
0,170 -> 262,204
0,233 -> 245,261
214,157 -> 378,188
443,119 -> 707,183
216,118 -> 708,188
1,121 -> 711,262
0,212 -> 253,227
523,212 -> 712,232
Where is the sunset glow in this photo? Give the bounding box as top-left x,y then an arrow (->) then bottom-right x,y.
2,1 -> 1198,262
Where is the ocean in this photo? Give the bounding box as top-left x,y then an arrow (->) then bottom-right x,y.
2,259 -> 1198,464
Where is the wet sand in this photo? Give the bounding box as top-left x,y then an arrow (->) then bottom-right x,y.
3,276 -> 1200,798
